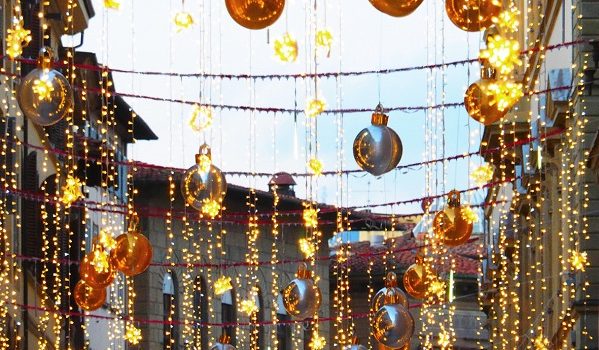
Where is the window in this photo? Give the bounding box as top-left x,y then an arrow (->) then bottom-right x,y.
193,276 -> 208,349
163,271 -> 180,349
221,288 -> 237,346
276,295 -> 291,350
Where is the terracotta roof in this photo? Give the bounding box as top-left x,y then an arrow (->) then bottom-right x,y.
268,172 -> 297,186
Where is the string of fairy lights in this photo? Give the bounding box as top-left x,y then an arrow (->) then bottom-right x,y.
0,0 -> 592,349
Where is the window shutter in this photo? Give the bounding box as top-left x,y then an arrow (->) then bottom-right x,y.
21,152 -> 41,261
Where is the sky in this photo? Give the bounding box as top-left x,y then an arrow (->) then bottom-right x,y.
76,0 -> 487,214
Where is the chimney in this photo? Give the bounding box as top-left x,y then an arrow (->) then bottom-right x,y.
268,172 -> 296,197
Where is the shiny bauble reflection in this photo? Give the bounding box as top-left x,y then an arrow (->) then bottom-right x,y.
181,144 -> 227,211
369,0 -> 424,17
225,0 -> 285,30
79,252 -> 115,289
343,337 -> 368,350
403,263 -> 426,299
377,343 -> 410,350
445,0 -> 502,31
282,263 -> 321,319
372,290 -> 415,349
372,272 -> 408,311
111,231 -> 153,276
433,190 -> 473,247
17,47 -> 73,126
74,280 -> 106,311
353,104 -> 403,176
210,334 -> 236,350
464,78 -> 507,125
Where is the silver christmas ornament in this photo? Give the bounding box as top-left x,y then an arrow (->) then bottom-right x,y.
17,47 -> 73,126
343,336 -> 368,350
181,143 -> 227,211
353,104 -> 403,176
372,272 -> 408,312
372,288 -> 414,349
281,263 -> 321,319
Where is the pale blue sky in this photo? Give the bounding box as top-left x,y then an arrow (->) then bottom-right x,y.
77,0 -> 486,213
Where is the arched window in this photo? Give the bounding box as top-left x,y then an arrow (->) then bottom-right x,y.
193,275 -> 208,349
276,295 -> 291,350
250,288 -> 265,349
221,288 -> 236,346
163,271 -> 180,349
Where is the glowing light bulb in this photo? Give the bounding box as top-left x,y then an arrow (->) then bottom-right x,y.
303,208 -> 319,228
479,35 -> 522,75
174,11 -> 194,32
60,175 -> 83,207
274,33 -> 298,62
124,324 -> 142,345
305,98 -> 326,118
308,158 -> 323,176
189,104 -> 213,132
214,276 -> 233,295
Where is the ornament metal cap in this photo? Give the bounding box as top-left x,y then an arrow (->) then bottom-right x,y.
37,46 -> 55,70
479,59 -> 497,80
371,103 -> 389,126
218,334 -> 231,344
296,262 -> 313,279
195,143 -> 213,164
447,190 -> 461,207
128,214 -> 140,232
384,272 -> 398,288
351,336 -> 360,345
383,288 -> 404,305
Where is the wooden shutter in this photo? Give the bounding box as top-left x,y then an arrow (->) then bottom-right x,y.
21,152 -> 41,262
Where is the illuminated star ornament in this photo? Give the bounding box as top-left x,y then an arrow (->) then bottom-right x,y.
470,163 -> 494,185
461,205 -> 479,224
493,8 -> 520,33
569,251 -> 588,271
274,33 -> 298,62
91,246 -> 111,274
533,334 -> 549,350
303,207 -> 319,228
309,332 -> 326,350
104,0 -> 120,10
61,175 -> 84,207
33,75 -> 55,101
5,6 -> 31,60
124,324 -> 142,345
486,80 -> 524,112
174,11 -> 194,32
308,158 -> 323,176
315,29 -> 333,57
305,98 -> 326,117
189,104 -> 213,132
98,230 -> 117,251
298,238 -> 316,258
479,35 -> 522,75
214,275 -> 233,295
201,199 -> 221,219
239,298 -> 258,315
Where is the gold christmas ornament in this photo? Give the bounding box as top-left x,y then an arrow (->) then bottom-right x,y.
464,66 -> 508,125
110,216 -> 153,276
181,143 -> 227,213
353,104 -> 403,176
5,6 -> 31,60
189,104 -> 214,132
74,280 -> 106,311
210,334 -> 237,350
174,11 -> 194,32
342,337 -> 368,350
225,0 -> 285,30
61,175 -> 83,207
305,98 -> 326,117
80,247 -> 115,289
372,272 -> 408,311
372,288 -> 415,349
369,0 -> 424,17
433,190 -> 473,247
214,275 -> 233,295
479,35 -> 522,75
402,256 -> 426,299
445,0 -> 502,32
124,324 -> 143,345
274,33 -> 298,62
282,263 -> 321,319
17,47 -> 74,126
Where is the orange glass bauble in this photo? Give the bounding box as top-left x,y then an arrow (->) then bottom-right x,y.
403,260 -> 426,299
464,78 -> 507,125
433,190 -> 473,247
369,0 -> 423,17
79,251 -> 115,289
111,217 -> 153,276
445,0 -> 501,32
225,0 -> 285,30
74,280 -> 106,311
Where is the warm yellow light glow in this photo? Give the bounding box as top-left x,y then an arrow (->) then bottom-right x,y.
197,154 -> 212,174
91,248 -> 110,274
33,75 -> 54,101
303,208 -> 319,228
309,332 -> 326,350
60,176 -> 83,207
274,33 -> 298,62
174,12 -> 194,31
479,35 -> 522,75
124,324 -> 142,345
201,199 -> 221,218
429,279 -> 446,299
486,80 -> 524,112
308,158 -> 323,176
462,205 -> 479,224
305,98 -> 326,117
533,334 -> 549,350
470,163 -> 494,185
438,331 -> 451,348
189,104 -> 213,132
493,9 -> 520,33
5,10 -> 31,60
239,298 -> 259,315
214,275 -> 233,295
569,251 -> 588,272
315,29 -> 333,57
103,0 -> 120,10
299,238 -> 316,258
97,230 -> 117,251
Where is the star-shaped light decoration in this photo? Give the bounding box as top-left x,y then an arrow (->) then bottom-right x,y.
274,33 -> 298,63
124,324 -> 142,345
569,251 -> 588,272
429,279 -> 446,299
5,9 -> 31,60
470,163 -> 494,185
33,75 -> 54,101
308,158 -> 323,176
60,175 -> 83,207
479,35 -> 522,75
174,11 -> 194,32
305,98 -> 326,118
461,205 -> 479,224
189,104 -> 213,132
438,331 -> 451,348
298,238 -> 316,258
309,332 -> 326,350
486,80 -> 524,112
303,208 -> 319,228
104,0 -> 120,10
97,230 -> 117,251
201,199 -> 221,219
533,334 -> 549,350
91,247 -> 111,274
196,154 -> 212,174
315,29 -> 333,57
214,275 -> 233,296
493,8 -> 520,33
239,298 -> 258,315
